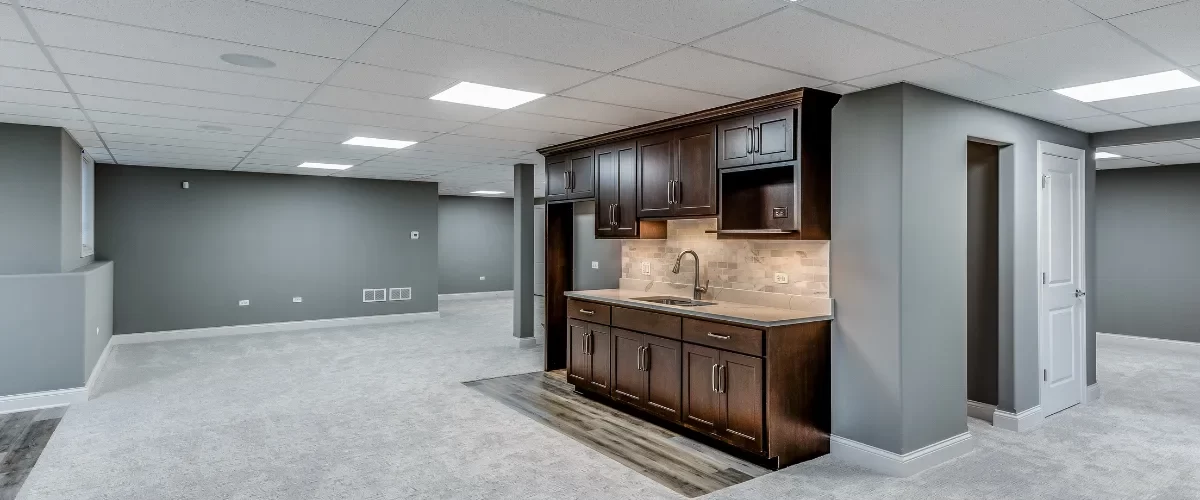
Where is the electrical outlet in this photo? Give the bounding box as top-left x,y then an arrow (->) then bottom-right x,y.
293,297 -> 303,303
479,276 -> 486,281
774,272 -> 789,284
641,262 -> 652,275
591,261 -> 599,269
410,231 -> 420,239
238,299 -> 250,306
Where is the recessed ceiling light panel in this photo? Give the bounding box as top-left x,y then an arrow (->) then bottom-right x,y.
342,137 -> 417,149
430,82 -> 544,109
1095,152 -> 1122,159
220,53 -> 276,68
1055,70 -> 1200,102
470,190 -> 505,195
297,162 -> 354,170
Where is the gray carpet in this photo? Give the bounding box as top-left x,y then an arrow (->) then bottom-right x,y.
18,297 -> 1200,499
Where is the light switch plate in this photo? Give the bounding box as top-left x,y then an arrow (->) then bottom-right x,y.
774,272 -> 788,284
591,261 -> 599,269
239,299 -> 250,306
641,262 -> 652,275
479,276 -> 486,280
293,297 -> 302,303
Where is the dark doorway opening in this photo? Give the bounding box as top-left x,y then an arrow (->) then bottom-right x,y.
967,141 -> 1000,412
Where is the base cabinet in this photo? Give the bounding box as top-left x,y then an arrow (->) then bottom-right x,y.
567,319 -> 609,394
611,328 -> 683,421
682,345 -> 763,452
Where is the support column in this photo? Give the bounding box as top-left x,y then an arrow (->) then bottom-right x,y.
513,163 -> 536,347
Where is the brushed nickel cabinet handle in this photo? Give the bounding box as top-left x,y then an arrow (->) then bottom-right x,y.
707,333 -> 731,340
745,128 -> 752,155
578,309 -> 595,315
711,364 -> 718,392
674,180 -> 680,204
718,365 -> 726,393
642,346 -> 649,371
636,346 -> 644,371
581,332 -> 589,355
666,180 -> 674,205
611,203 -> 618,226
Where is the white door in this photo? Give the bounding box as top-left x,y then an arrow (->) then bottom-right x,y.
1038,143 -> 1086,417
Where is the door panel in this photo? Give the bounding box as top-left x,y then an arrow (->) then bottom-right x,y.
644,336 -> 682,421
594,144 -> 620,236
753,108 -> 795,164
546,155 -> 568,202
567,320 -> 591,387
568,150 -> 595,200
717,116 -> 754,169
1040,149 -> 1084,417
719,351 -> 763,453
588,323 -> 611,393
614,145 -> 639,236
681,343 -> 721,434
610,328 -> 645,405
637,133 -> 674,218
674,124 -> 718,217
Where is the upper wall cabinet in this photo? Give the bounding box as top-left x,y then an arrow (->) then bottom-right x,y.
717,108 -> 795,169
595,141 -> 639,238
636,125 -> 717,219
546,149 -> 595,202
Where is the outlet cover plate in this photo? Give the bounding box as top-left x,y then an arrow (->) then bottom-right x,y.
238,300 -> 250,306
641,262 -> 652,275
293,297 -> 303,303
774,272 -> 788,284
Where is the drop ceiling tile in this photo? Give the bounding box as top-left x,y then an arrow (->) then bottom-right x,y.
1071,0 -> 1187,18
353,30 -> 600,94
385,148 -> 522,164
695,8 -> 938,82
117,159 -> 235,170
95,124 -> 264,144
1054,114 -> 1145,133
77,95 -> 286,128
818,83 -> 861,94
21,0 -> 374,58
274,118 -> 442,143
106,143 -> 248,158
0,114 -> 89,130
385,0 -> 677,73
291,104 -> 467,133
49,49 -> 318,101
100,133 -> 256,152
846,58 -> 1038,101
250,0 -> 409,26
326,63 -> 457,98
406,142 -> 531,158
0,40 -> 52,71
237,164 -> 330,176
1140,152 -> 1200,165
87,111 -> 275,136
617,47 -> 828,99
0,101 -> 83,120
1098,141 -> 1199,157
1121,103 -> 1200,126
802,0 -> 1096,55
510,96 -> 674,126
509,0 -> 786,44
24,11 -> 341,83
452,123 -> 582,146
252,145 -> 382,161
66,76 -> 300,116
1087,87 -> 1200,114
482,111 -> 622,136
957,23 -> 1173,89
0,86 -> 75,107
561,76 -> 737,114
308,86 -> 500,122
984,91 -> 1107,122
0,8 -> 32,42
428,134 -> 541,153
1095,157 -> 1158,169
0,67 -> 65,92
1109,1 -> 1200,66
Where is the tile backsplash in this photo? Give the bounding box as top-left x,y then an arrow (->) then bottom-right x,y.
620,219 -> 829,298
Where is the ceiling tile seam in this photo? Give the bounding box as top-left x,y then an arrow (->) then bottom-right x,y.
378,29 -> 627,79
65,99 -> 301,121
491,0 -> 692,46
17,6 -> 360,62
1099,13 -> 1200,88
92,123 -> 266,139
242,0 -> 383,28
11,71 -> 306,106
681,45 -> 834,86
10,0 -> 115,161
1079,0 -> 1192,21
37,45 -> 338,86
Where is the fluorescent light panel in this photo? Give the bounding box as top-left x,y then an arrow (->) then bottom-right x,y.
430,82 -> 544,109
470,190 -> 505,195
1055,70 -> 1200,102
1095,152 -> 1122,159
343,137 -> 417,149
297,162 -> 354,170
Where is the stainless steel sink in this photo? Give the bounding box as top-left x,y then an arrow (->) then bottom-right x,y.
632,296 -> 716,307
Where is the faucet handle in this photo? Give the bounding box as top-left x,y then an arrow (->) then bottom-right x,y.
697,280 -> 710,293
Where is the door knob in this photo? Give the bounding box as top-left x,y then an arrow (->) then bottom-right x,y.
1075,289 -> 1086,298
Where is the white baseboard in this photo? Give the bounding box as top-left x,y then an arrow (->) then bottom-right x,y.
967,400 -> 995,423
1087,383 -> 1102,403
0,387 -> 88,415
439,290 -> 513,300
1097,332 -> 1200,354
993,405 -> 1043,432
85,337 -> 114,399
830,432 -> 974,477
112,311 -> 441,345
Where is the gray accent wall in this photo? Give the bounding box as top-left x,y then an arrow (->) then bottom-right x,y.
0,124 -> 65,275
95,165 -> 439,335
438,195 -> 515,294
1095,164 -> 1200,343
572,201 -> 621,291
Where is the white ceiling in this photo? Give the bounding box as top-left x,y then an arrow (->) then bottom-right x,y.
1097,139 -> 1200,169
4,0 -> 1200,196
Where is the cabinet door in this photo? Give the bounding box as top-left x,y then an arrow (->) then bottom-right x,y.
546,154 -> 569,202
717,116 -> 754,169
613,143 -> 639,237
673,124 -> 718,217
587,323 -> 611,393
637,133 -> 674,218
753,108 -> 795,164
566,320 -> 591,387
719,351 -> 764,453
681,343 -> 721,434
610,328 -> 645,406
594,144 -> 620,237
643,336 -> 682,422
568,150 -> 595,200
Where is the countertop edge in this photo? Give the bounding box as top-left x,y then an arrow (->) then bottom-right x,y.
564,291 -> 833,328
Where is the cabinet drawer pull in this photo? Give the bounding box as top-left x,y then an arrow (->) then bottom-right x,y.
711,364 -> 718,393
706,333 -> 731,340
579,309 -> 595,315
718,365 -> 726,393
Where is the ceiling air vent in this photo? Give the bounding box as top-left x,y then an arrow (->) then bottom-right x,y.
390,287 -> 412,301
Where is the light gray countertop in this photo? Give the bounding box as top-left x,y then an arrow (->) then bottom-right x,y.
564,289 -> 833,328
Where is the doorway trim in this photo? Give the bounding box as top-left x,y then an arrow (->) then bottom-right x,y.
1035,141 -> 1088,419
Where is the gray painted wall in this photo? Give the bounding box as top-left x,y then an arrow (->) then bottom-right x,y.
1095,164 -> 1200,343
59,131 -> 93,272
572,201 -> 621,291
438,195 -> 514,294
95,165 -> 439,335
82,261 -> 114,380
0,124 -> 64,275
831,84 -> 1093,454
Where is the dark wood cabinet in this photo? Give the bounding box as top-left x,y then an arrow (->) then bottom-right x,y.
637,126 -> 716,218
682,343 -> 722,435
545,150 -> 595,203
595,141 -> 640,238
718,351 -> 764,453
717,116 -> 754,169
611,327 -> 646,405
566,319 -> 609,394
546,155 -> 569,202
717,109 -> 794,169
609,328 -> 683,421
636,132 -> 674,218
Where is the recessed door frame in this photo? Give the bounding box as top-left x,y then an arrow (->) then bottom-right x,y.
1035,141 -> 1088,416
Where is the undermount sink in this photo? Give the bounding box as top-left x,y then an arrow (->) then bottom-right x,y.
631,296 -> 716,307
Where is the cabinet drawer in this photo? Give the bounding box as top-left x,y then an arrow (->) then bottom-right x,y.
612,307 -> 681,339
682,318 -> 762,356
568,299 -> 610,324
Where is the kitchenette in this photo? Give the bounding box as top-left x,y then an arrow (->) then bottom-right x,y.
540,88 -> 838,469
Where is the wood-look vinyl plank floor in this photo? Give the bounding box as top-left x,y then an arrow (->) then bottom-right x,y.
464,371 -> 769,498
0,408 -> 65,500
